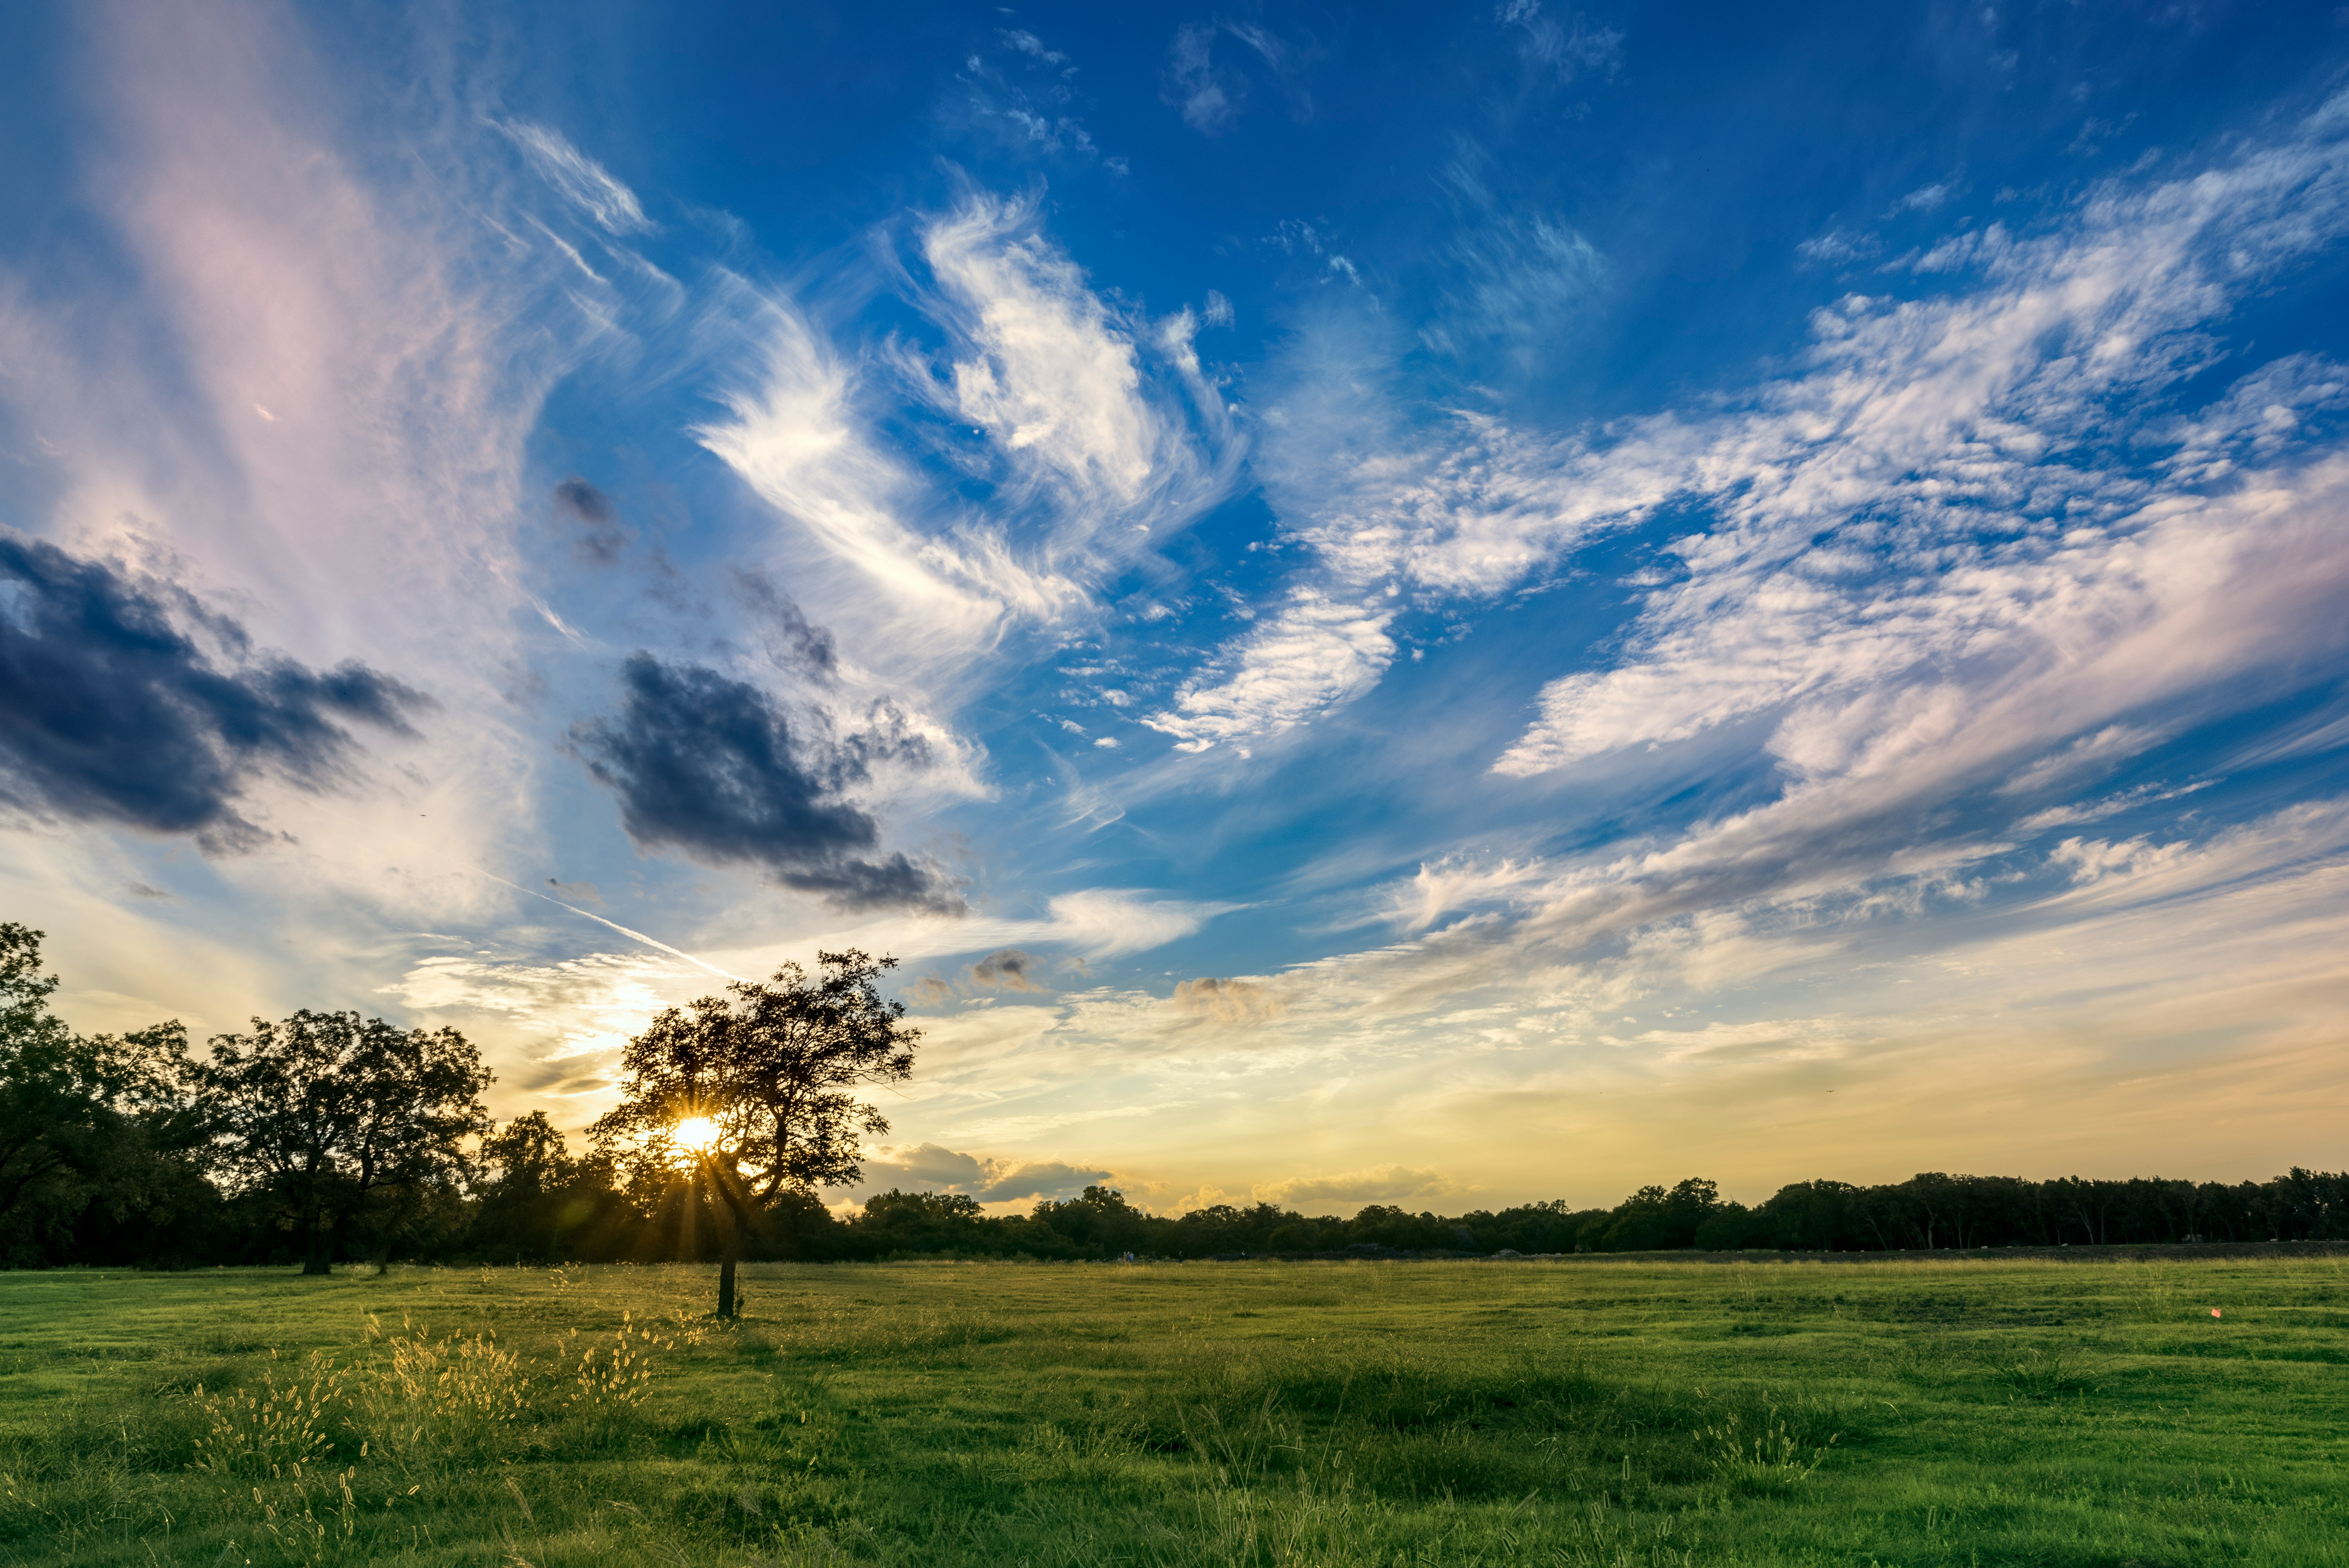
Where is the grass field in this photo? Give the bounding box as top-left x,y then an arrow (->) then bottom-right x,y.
2,1254 -> 2344,1566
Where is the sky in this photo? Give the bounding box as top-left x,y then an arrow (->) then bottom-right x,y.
5,0 -> 2349,1217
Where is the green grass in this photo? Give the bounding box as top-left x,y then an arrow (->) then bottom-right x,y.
2,1254 -> 2345,1566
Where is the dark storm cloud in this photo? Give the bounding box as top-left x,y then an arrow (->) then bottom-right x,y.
553,477 -> 614,523
0,534 -> 429,849
567,652 -> 961,913
729,567 -> 838,679
971,948 -> 1044,991
553,476 -> 627,566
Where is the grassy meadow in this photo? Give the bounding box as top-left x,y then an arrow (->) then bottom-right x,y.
2,1253 -> 2344,1567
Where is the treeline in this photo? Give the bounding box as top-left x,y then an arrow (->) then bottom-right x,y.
5,921 -> 2345,1270
709,1169 -> 2349,1262
16,1126 -> 2349,1270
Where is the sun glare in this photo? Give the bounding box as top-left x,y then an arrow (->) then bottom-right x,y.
672,1116 -> 721,1154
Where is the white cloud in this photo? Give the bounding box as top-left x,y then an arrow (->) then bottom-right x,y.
0,1 -> 661,947
499,120 -> 654,234
1797,229 -> 1881,265
1164,23 -> 1237,133
1255,1164 -> 1470,1210
694,292 -> 1075,652
1145,588 -> 1395,751
383,949 -> 699,1120
923,193 -> 1164,510
1040,889 -> 1229,957
1497,2 -> 1624,84
1387,856 -> 1554,932
2160,353 -> 2349,479
1420,216 -> 1605,365
2042,797 -> 2349,910
1999,725 -> 2172,797
1890,179 -> 1955,215
1175,90 -> 2349,762
999,30 -> 1067,67
697,195 -> 1240,690
1494,93 -> 2349,780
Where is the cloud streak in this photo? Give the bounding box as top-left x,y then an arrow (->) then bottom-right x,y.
499,120 -> 656,235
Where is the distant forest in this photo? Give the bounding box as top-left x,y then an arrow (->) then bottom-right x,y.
7,920 -> 2345,1270
16,1106 -> 2348,1270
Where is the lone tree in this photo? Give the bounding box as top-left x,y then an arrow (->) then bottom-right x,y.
592,949 -> 918,1318
194,1011 -> 492,1275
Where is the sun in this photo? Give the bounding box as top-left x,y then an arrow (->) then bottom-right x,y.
672,1115 -> 722,1154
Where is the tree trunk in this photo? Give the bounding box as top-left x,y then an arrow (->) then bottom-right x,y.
302,1223 -> 334,1276
707,1159 -> 750,1319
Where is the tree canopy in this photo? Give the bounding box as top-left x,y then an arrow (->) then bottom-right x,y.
0,923 -> 203,1256
194,1010 -> 492,1274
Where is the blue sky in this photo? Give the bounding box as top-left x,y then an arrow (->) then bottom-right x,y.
6,0 -> 2349,1214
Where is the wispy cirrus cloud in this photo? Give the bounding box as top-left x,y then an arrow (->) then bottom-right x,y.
1500,122 -> 2349,771
386,948 -> 693,1100
696,192 -> 1240,688
1495,0 -> 1623,86
916,191 -> 1241,539
695,291 -> 1075,659
0,1 -> 649,931
922,194 -> 1167,510
497,119 -> 656,235
1145,587 -> 1395,752
1164,86 -> 2349,781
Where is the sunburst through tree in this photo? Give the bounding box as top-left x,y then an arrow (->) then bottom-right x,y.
590,950 -> 919,1318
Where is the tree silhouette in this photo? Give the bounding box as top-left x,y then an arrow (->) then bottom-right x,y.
0,923 -> 202,1234
591,949 -> 919,1317
194,1011 -> 492,1274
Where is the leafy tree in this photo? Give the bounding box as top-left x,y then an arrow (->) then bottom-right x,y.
591,950 -> 918,1317
1346,1204 -> 1463,1253
194,1010 -> 492,1274
1266,1217 -> 1324,1252
1693,1202 -> 1765,1251
1032,1185 -> 1150,1256
1751,1179 -> 1863,1251
472,1111 -> 588,1263
482,1109 -> 577,1195
857,1189 -> 988,1255
0,923 -> 203,1249
1591,1178 -> 1721,1251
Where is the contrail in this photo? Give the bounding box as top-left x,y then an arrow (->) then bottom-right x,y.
320,795 -> 746,983
473,869 -> 743,983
